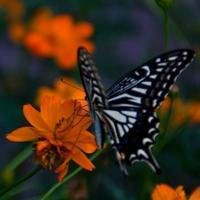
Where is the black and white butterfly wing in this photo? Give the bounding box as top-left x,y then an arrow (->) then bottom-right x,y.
107,49 -> 195,109
104,49 -> 195,174
78,47 -> 107,148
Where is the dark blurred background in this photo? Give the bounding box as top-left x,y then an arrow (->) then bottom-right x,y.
0,0 -> 200,199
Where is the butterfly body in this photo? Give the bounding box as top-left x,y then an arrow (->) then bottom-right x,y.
78,47 -> 195,174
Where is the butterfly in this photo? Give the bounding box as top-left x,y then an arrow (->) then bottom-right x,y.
78,47 -> 195,175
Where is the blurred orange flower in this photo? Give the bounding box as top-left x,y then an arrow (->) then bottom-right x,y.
0,0 -> 25,42
0,0 -> 24,21
159,96 -> 200,130
6,96 -> 97,181
159,97 -> 189,130
187,101 -> 200,124
8,22 -> 25,42
152,184 -> 200,200
23,9 -> 95,69
36,77 -> 86,105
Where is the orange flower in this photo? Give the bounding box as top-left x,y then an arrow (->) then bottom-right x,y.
152,184 -> 200,200
6,96 -> 97,181
0,0 -> 24,21
36,77 -> 86,105
8,22 -> 25,42
23,9 -> 94,69
159,97 -> 189,130
159,96 -> 200,131
187,101 -> 200,124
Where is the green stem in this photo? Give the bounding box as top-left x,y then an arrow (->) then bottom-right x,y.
0,166 -> 41,199
41,149 -> 103,200
6,145 -> 32,171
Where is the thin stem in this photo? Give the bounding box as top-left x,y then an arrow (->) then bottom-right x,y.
0,166 -> 41,198
41,149 -> 103,200
6,145 -> 32,171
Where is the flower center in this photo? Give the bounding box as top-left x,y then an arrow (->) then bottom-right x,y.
34,139 -> 70,170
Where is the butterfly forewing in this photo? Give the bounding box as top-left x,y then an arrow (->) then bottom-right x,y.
107,49 -> 195,109
78,47 -> 108,147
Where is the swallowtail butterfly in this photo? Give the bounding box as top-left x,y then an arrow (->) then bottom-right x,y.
78,47 -> 195,175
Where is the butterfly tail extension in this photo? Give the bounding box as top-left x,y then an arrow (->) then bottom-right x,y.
144,148 -> 161,175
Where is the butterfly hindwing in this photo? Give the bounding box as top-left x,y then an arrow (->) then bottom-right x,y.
103,49 -> 194,173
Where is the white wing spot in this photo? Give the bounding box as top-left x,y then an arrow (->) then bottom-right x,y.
178,61 -> 182,66
183,51 -> 188,55
129,154 -> 136,161
172,68 -> 177,72
141,66 -> 150,76
158,91 -> 162,97
142,81 -> 152,86
142,138 -> 152,145
167,75 -> 171,80
168,56 -> 178,61
150,74 -> 157,79
137,149 -> 149,159
158,62 -> 167,66
103,110 -> 127,123
135,71 -> 140,76
110,139 -> 114,144
93,86 -> 100,93
156,58 -> 161,63
123,125 -> 129,132
156,122 -> 160,128
121,111 -> 137,117
148,116 -> 154,123
163,83 -> 167,88
128,124 -> 133,128
153,99 -> 157,107
156,68 -> 163,72
128,117 -> 136,123
132,87 -> 147,94
117,124 -> 124,137
148,128 -> 155,134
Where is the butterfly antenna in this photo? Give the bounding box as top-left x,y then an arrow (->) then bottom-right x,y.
60,77 -> 83,92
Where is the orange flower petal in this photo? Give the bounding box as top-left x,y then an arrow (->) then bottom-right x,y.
175,186 -> 186,200
63,116 -> 91,141
6,127 -> 39,142
40,96 -> 63,130
189,187 -> 200,200
23,104 -> 50,132
152,184 -> 179,200
76,22 -> 94,37
55,159 -> 70,182
75,131 -> 97,153
24,33 -> 52,57
65,130 -> 97,153
60,99 -> 77,119
72,148 -> 95,171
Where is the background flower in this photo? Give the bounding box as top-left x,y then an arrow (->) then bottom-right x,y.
11,8 -> 95,69
152,184 -> 200,200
